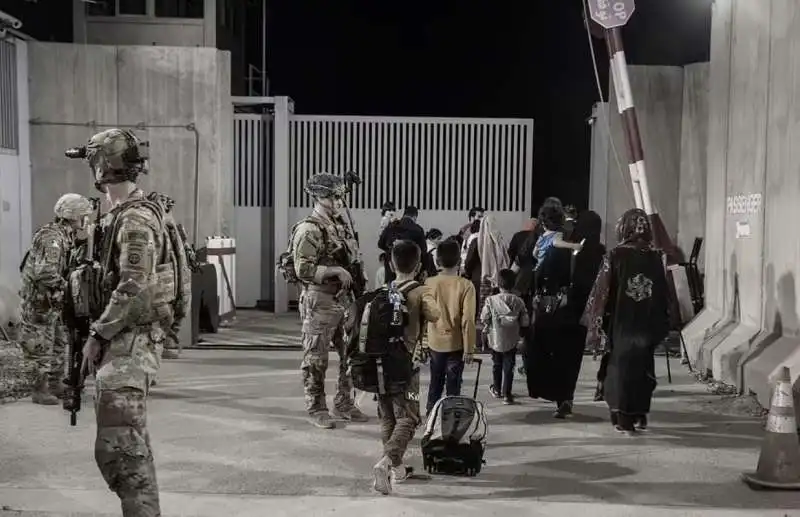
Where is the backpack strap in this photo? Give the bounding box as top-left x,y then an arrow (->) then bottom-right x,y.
19,249 -> 31,274
395,280 -> 421,295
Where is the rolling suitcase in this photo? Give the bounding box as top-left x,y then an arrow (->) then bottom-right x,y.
421,358 -> 488,476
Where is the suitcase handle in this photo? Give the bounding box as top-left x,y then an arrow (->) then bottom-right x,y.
471,357 -> 483,399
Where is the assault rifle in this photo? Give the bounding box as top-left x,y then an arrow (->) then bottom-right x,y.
62,197 -> 101,426
176,223 -> 201,273
342,171 -> 367,298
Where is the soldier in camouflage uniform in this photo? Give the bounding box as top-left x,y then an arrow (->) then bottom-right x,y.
292,173 -> 369,429
19,193 -> 94,405
66,128 -> 186,517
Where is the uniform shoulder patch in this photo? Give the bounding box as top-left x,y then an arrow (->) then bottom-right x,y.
41,238 -> 62,262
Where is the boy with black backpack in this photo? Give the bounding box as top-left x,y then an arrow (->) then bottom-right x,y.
345,240 -> 440,495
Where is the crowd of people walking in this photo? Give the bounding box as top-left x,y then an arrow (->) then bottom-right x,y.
373,198 -> 671,430
282,173 -> 672,496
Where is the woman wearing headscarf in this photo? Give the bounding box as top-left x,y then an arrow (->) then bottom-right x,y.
465,214 -> 509,350
581,209 -> 670,435
524,202 -> 581,417
540,210 -> 606,416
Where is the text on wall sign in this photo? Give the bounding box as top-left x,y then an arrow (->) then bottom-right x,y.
727,193 -> 762,215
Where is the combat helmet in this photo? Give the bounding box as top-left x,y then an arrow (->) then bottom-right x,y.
65,128 -> 148,192
53,193 -> 94,222
304,173 -> 348,200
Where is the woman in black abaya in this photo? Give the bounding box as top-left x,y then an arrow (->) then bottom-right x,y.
582,209 -> 670,435
525,210 -> 606,418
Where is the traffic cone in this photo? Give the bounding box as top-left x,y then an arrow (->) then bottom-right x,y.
742,366 -> 800,490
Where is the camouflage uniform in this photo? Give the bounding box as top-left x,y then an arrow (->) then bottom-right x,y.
378,372 -> 421,465
66,128 -> 179,517
292,173 -> 367,428
19,194 -> 93,405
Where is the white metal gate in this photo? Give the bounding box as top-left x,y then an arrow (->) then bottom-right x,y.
234,109 -> 534,308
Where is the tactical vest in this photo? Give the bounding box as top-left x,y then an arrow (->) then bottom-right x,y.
96,197 -> 190,325
278,215 -> 353,285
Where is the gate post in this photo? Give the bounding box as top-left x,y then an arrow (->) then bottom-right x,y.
272,96 -> 293,313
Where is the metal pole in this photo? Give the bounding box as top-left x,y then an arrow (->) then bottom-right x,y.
605,27 -> 678,263
261,0 -> 267,96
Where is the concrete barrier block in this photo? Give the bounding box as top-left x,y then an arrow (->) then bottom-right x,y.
710,323 -> 760,386
742,335 -> 800,416
699,319 -> 737,376
681,307 -> 726,369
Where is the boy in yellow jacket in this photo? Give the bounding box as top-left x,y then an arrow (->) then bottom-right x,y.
424,239 -> 477,415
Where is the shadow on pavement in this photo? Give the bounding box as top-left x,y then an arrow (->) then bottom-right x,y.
174,356 -> 301,370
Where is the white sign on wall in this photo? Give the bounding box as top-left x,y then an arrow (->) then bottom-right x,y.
727,193 -> 762,215
736,221 -> 751,239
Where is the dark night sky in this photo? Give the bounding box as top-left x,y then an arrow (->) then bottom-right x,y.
6,0 -> 712,214
261,0 -> 712,212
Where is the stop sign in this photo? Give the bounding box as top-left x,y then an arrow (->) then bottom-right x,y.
588,0 -> 636,30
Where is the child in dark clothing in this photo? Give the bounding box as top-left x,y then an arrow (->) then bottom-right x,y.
371,240 -> 440,495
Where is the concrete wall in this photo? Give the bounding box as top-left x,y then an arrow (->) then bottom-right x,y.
590,65 -> 710,259
677,63 -> 710,270
683,0 -> 800,414
72,0 -> 217,47
0,39 -> 32,291
588,103 -> 610,244
591,66 -> 686,249
27,43 -> 233,246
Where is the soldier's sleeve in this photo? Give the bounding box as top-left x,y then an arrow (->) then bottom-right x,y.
292,222 -> 328,284
31,228 -> 67,292
92,208 -> 158,341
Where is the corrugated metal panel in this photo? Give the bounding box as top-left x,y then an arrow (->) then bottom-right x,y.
233,113 -> 534,212
233,114 -> 274,207
288,116 -> 533,212
0,39 -> 18,152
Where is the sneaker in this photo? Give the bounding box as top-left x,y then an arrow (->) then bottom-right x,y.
392,464 -> 415,483
312,412 -> 334,429
503,394 -> 515,405
372,456 -> 392,495
333,407 -> 369,422
489,385 -> 501,399
634,416 -> 648,431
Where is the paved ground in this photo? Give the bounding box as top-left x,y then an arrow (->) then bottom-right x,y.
191,310 -> 302,350
2,339 -> 800,515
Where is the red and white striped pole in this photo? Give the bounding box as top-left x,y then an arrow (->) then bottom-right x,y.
588,2 -> 680,263
606,28 -> 679,263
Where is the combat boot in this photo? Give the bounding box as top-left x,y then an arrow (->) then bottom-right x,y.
162,348 -> 180,360
31,377 -> 59,406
